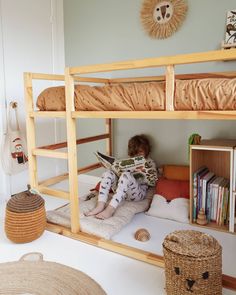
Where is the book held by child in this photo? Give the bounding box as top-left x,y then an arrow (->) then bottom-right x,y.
95,151 -> 157,186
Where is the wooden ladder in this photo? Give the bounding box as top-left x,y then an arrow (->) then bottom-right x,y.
24,72 -> 112,233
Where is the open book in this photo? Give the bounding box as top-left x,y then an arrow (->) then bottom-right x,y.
95,151 -> 157,186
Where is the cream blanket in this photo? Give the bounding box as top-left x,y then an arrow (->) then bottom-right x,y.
47,190 -> 154,239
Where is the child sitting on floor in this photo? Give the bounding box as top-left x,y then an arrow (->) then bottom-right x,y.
86,134 -> 158,219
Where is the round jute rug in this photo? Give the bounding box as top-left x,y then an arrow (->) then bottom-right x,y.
0,252 -> 106,295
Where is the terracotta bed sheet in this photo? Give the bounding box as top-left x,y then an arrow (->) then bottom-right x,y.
175,78 -> 236,110
36,78 -> 236,111
36,82 -> 165,111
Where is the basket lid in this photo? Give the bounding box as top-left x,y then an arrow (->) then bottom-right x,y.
163,230 -> 221,258
7,191 -> 44,213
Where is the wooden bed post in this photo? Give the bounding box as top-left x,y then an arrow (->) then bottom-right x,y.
105,119 -> 112,156
24,73 -> 38,189
65,67 -> 80,233
165,65 -> 175,111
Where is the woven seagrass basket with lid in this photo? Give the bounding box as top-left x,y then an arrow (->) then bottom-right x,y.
163,230 -> 222,295
5,190 -> 46,243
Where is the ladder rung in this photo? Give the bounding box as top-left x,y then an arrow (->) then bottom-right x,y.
33,148 -> 68,159
30,111 -> 66,118
37,186 -> 70,200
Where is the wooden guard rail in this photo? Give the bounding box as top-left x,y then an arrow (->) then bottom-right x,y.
69,50 -> 236,74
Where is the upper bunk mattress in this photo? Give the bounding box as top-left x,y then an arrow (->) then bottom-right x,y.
175,78 -> 236,110
36,78 -> 236,111
36,82 -> 165,111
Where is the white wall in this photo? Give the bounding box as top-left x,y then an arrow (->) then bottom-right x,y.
63,0 -> 236,167
0,0 -> 65,197
0,2 -> 9,199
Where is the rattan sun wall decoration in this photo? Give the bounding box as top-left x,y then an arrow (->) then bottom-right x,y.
140,0 -> 188,39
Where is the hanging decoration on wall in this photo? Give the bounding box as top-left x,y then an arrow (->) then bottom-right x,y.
225,10 -> 236,44
140,0 -> 188,39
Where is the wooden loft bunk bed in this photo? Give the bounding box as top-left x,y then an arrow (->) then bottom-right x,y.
24,49 -> 236,290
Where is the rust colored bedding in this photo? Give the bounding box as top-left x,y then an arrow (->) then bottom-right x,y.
36,82 -> 165,111
174,78 -> 236,110
36,78 -> 236,111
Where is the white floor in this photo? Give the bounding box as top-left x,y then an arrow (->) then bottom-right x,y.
0,174 -> 235,295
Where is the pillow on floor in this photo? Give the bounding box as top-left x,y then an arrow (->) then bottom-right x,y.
146,194 -> 189,223
163,165 -> 189,181
156,177 -> 189,200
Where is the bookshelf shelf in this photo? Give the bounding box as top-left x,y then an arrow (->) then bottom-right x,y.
190,139 -> 236,234
192,221 -> 228,233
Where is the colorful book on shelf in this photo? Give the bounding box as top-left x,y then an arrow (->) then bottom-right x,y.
94,151 -> 157,186
216,178 -> 228,225
224,185 -> 230,225
219,180 -> 230,226
197,167 -> 209,214
206,176 -> 217,222
219,186 -> 225,226
192,166 -> 208,221
225,186 -> 230,225
210,176 -> 224,222
201,171 -> 215,213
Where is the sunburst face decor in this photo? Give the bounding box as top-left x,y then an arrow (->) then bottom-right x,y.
140,0 -> 188,39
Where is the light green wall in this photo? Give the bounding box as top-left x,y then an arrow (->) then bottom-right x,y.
64,0 -> 236,168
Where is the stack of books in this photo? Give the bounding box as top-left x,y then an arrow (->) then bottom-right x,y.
192,166 -> 230,226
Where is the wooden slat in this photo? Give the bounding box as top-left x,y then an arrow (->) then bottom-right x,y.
105,119 -> 112,156
32,148 -> 68,159
39,142 -> 68,151
30,68 -> 236,85
69,50 -> 236,75
31,72 -> 110,83
31,110 -> 220,120
76,133 -> 110,145
72,111 -> 236,120
165,65 -> 175,111
190,220 -> 229,233
109,76 -> 165,83
31,73 -> 65,81
77,162 -> 102,174
65,67 -> 80,233
30,71 -> 236,87
38,162 -> 102,187
109,71 -> 236,83
194,139 -> 236,148
39,172 -> 69,187
24,73 -> 38,188
73,76 -> 110,83
46,222 -> 236,291
38,133 -> 110,151
30,111 -> 66,118
191,146 -> 233,151
38,186 -> 70,200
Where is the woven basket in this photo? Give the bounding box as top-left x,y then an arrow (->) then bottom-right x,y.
163,230 -> 222,295
5,191 -> 46,243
